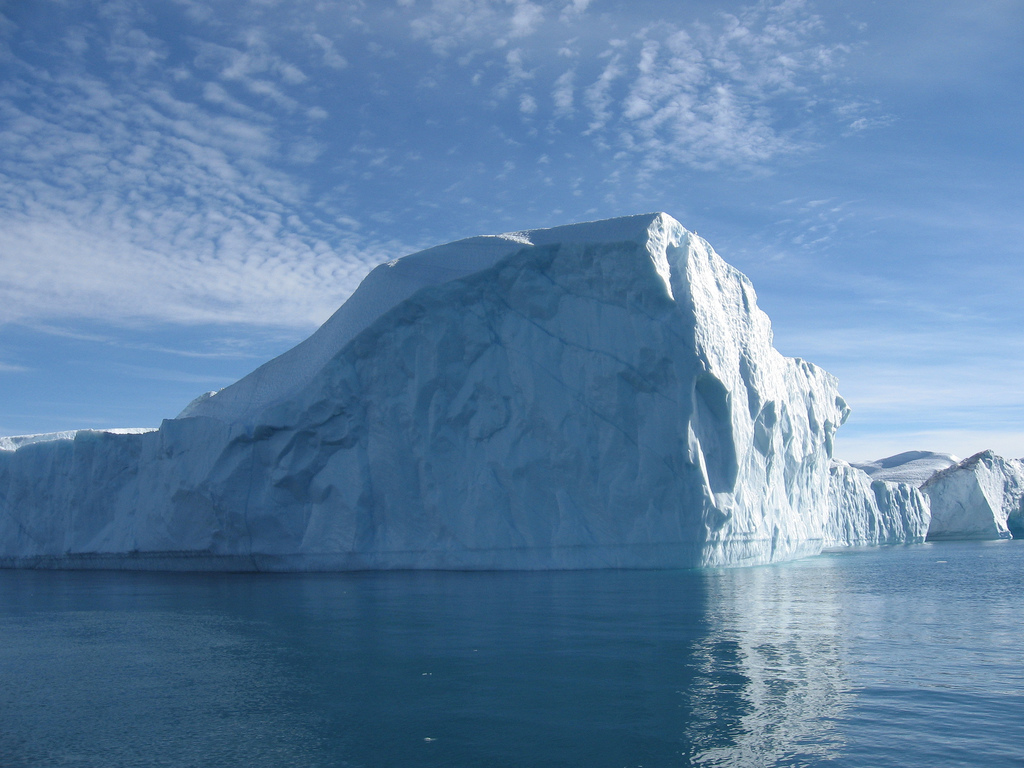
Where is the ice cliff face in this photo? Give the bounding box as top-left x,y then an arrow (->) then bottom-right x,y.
923,451 -> 1024,540
1,212 -> 895,571
825,460 -> 930,546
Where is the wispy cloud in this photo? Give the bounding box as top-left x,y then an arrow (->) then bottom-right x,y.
403,0 -> 855,174
552,68 -> 575,115
113,363 -> 248,386
0,2 -> 399,330
408,0 -> 548,54
309,33 -> 348,69
0,0 -> 863,334
603,0 -> 849,172
583,49 -> 624,135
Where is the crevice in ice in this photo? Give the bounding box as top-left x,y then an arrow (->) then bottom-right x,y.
241,433 -> 264,572
752,402 -> 777,458
497,336 -> 685,479
0,506 -> 44,550
500,341 -> 641,452
693,373 -> 738,494
526,245 -> 692,348
738,355 -> 761,419
495,295 -> 679,408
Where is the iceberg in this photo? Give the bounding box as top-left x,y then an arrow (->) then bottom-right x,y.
1,212 -> 926,571
825,460 -> 930,547
922,451 -> 1024,540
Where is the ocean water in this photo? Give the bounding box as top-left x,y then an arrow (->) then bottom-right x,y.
0,541 -> 1021,768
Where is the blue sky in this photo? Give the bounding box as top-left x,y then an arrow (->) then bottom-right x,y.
1,0 -> 1022,462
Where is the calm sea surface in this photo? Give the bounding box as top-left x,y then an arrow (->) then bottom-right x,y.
0,541 -> 1021,767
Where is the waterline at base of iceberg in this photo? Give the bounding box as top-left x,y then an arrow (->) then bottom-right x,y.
0,537 -> 827,572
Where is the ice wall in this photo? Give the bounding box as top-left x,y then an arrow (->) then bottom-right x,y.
2,213 -> 869,570
825,460 -> 930,547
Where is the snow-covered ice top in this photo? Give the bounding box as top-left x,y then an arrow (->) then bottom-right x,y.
178,214 -> 680,425
0,428 -> 156,452
852,450 -> 959,488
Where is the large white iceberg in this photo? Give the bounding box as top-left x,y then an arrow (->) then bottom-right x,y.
0,213 -> 926,570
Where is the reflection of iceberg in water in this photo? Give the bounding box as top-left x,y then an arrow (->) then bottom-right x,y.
685,562 -> 849,766
3,564 -> 859,766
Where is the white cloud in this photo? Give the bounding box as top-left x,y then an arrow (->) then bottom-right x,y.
598,1 -> 848,172
106,27 -> 168,73
509,1 -> 544,38
309,32 -> 348,69
552,68 -> 574,115
583,53 -> 624,134
169,0 -> 216,25
560,0 -> 591,22
845,114 -> 895,133
504,47 -> 531,81
192,38 -> 307,110
63,27 -> 90,55
408,0 -> 548,54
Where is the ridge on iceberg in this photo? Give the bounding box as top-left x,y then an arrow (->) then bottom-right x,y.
852,450 -> 958,488
2,212 -> 914,571
0,428 -> 156,453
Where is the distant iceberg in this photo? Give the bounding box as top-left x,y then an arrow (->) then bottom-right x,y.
852,450 -> 958,488
0,213 -> 929,570
923,451 -> 1024,540
825,460 -> 929,547
842,448 -> 1024,542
